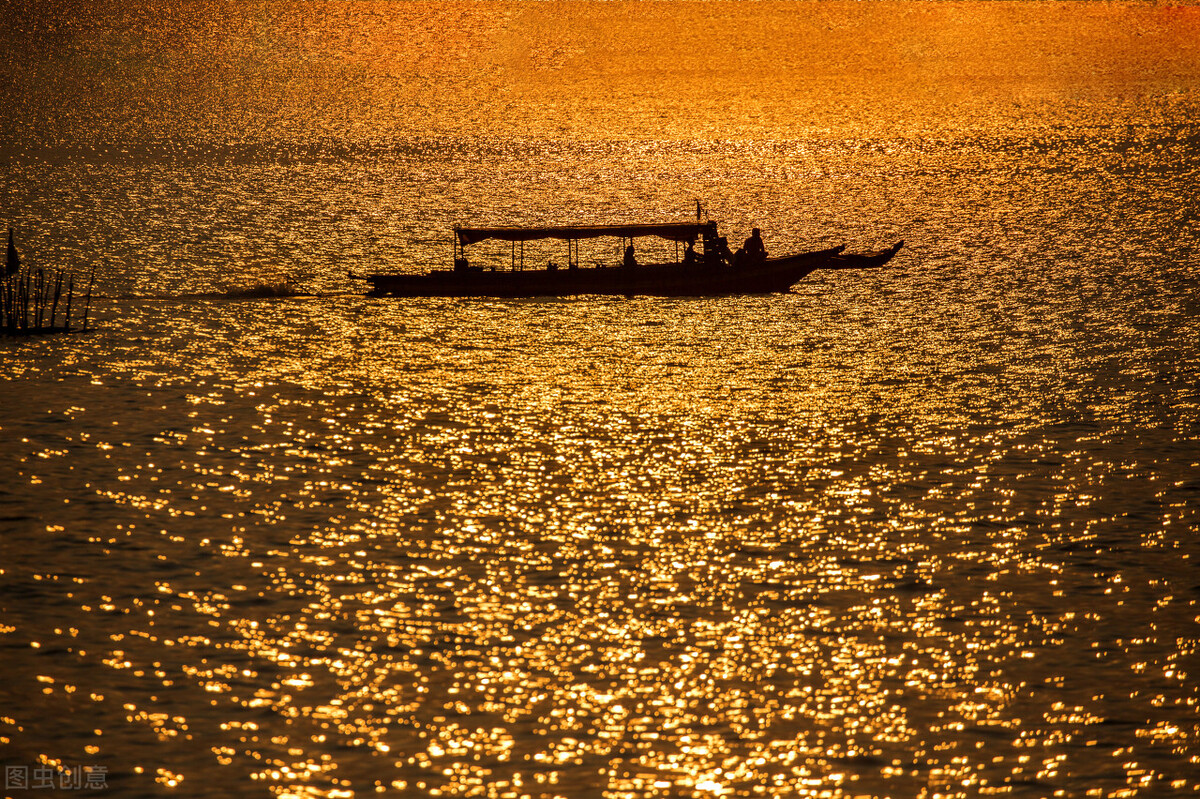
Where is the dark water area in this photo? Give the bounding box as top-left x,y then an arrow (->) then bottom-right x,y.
3,3 -> 1200,797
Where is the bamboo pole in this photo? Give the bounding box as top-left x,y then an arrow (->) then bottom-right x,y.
50,270 -> 63,330
63,273 -> 73,331
0,268 -> 98,335
34,269 -> 44,330
81,266 -> 95,331
43,270 -> 51,327
19,270 -> 29,330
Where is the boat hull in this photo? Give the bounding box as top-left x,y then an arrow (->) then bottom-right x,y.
363,242 -> 901,298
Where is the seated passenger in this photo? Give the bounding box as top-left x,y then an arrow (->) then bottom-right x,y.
716,236 -> 734,266
743,228 -> 767,264
681,240 -> 696,267
623,244 -> 637,268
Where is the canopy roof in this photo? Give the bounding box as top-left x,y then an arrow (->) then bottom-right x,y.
456,222 -> 709,247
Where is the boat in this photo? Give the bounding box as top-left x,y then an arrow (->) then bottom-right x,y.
360,220 -> 902,298
824,240 -> 906,270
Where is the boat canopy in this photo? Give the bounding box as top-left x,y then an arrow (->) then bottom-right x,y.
456,222 -> 709,247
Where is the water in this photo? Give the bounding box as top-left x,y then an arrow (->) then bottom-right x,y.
3,3 -> 1200,797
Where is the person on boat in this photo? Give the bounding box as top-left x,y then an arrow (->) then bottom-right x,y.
681,240 -> 696,267
743,228 -> 767,264
716,236 -> 734,266
623,244 -> 637,269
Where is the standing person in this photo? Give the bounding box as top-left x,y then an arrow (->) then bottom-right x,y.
743,228 -> 767,264
623,243 -> 637,268
5,227 -> 19,276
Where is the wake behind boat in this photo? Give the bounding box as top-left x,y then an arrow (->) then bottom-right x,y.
360,219 -> 902,298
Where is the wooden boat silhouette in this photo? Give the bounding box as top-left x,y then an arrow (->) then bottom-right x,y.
361,221 -> 902,298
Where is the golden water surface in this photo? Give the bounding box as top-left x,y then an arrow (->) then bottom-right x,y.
2,3 -> 1200,797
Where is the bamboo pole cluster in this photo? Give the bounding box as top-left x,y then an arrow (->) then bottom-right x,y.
1,267 -> 94,336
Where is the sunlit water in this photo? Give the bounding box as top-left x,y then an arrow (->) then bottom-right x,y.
3,3 -> 1200,798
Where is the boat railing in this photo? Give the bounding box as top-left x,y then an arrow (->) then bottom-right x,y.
451,220 -> 722,273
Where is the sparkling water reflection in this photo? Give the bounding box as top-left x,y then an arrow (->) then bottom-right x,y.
3,2 -> 1200,798
4,270 -> 1198,796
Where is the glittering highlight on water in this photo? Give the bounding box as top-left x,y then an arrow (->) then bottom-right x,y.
3,2 -> 1200,798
